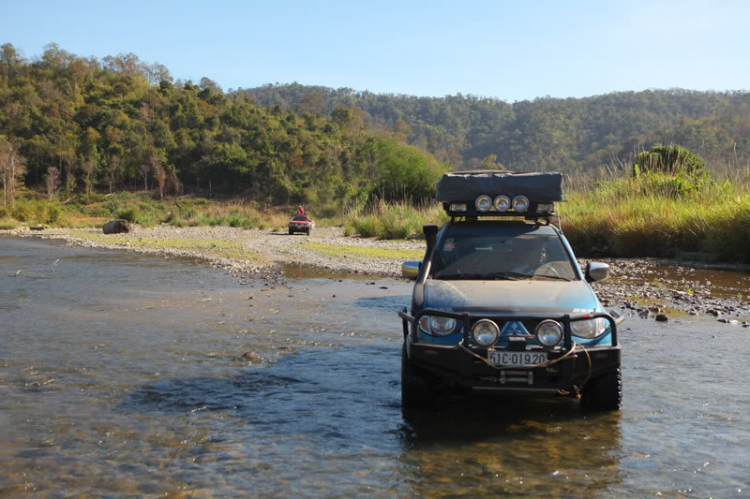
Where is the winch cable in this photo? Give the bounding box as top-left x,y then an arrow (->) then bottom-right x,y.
457,340 -> 593,394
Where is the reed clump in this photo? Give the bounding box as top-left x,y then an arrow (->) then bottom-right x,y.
346,200 -> 449,239
562,173 -> 750,262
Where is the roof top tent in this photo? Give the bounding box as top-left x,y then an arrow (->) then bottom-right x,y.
435,170 -> 564,221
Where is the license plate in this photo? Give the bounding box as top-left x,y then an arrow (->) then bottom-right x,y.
488,350 -> 547,367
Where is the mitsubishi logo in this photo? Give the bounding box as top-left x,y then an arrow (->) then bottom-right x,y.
500,321 -> 531,337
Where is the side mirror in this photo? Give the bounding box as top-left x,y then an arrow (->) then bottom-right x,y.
402,261 -> 421,280
585,262 -> 610,283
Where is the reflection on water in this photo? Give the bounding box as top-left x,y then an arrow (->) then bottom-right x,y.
401,399 -> 622,496
1,236 -> 749,496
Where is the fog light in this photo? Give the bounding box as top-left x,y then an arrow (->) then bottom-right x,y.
450,203 -> 467,212
494,195 -> 511,212
472,319 -> 499,346
475,195 -> 492,212
512,195 -> 529,212
535,320 -> 563,348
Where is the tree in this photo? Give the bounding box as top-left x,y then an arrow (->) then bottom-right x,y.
633,144 -> 706,176
0,138 -> 26,207
103,154 -> 121,193
44,167 -> 61,200
155,164 -> 166,200
481,154 -> 506,170
80,157 -> 97,201
299,91 -> 326,115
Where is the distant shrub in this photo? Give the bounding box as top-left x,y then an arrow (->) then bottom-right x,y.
0,218 -> 18,230
46,205 -> 62,224
11,202 -> 33,222
117,207 -> 139,222
89,207 -> 110,218
352,215 -> 379,238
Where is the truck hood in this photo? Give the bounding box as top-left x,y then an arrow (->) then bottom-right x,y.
422,279 -> 601,315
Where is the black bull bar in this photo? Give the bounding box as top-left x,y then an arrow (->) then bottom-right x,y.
398,308 -> 619,351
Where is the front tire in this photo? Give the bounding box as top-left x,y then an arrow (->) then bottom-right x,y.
401,343 -> 438,410
288,228 -> 294,235
581,367 -> 622,411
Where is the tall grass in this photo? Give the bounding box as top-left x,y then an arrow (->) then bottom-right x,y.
562,173 -> 750,262
0,192 -> 311,231
346,199 -> 449,239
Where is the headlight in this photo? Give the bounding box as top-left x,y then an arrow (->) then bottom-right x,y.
494,195 -> 511,212
570,317 -> 608,338
535,320 -> 563,348
475,195 -> 492,212
472,319 -> 499,346
418,315 -> 457,336
512,195 -> 529,212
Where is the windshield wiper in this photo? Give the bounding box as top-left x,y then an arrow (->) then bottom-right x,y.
532,273 -> 572,281
436,272 -> 529,281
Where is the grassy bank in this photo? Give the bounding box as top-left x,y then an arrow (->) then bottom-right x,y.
561,175 -> 750,262
301,240 -> 424,261
344,200 -> 449,239
0,191 -> 330,231
343,174 -> 750,264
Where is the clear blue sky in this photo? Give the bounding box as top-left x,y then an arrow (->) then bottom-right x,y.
2,0 -> 748,102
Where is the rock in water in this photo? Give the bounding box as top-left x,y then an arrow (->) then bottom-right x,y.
102,219 -> 131,234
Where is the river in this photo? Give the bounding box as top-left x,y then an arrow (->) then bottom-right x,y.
1,236 -> 748,496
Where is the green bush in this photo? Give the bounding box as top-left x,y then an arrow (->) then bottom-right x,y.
11,202 -> 33,222
352,215 -> 379,237
117,207 -> 139,222
46,205 -> 62,224
0,218 -> 18,230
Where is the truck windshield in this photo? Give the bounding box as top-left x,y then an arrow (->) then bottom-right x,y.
432,234 -> 577,281
292,216 -> 309,222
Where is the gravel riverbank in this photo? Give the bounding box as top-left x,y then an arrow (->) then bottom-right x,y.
5,224 -> 750,323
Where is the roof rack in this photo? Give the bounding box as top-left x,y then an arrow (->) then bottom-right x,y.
436,171 -> 563,219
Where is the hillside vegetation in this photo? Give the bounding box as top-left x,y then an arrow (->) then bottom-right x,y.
242,83 -> 750,175
0,43 -> 447,214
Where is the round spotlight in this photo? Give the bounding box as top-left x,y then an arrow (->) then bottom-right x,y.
475,195 -> 492,212
494,195 -> 511,212
512,195 -> 529,212
472,319 -> 499,346
535,320 -> 563,348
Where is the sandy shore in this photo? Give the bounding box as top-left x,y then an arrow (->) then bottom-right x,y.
5,224 -> 750,321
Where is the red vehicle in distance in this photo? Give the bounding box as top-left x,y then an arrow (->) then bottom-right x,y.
288,214 -> 314,235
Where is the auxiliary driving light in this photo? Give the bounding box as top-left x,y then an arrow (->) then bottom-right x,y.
537,203 -> 554,213
472,319 -> 500,346
475,195 -> 492,212
535,320 -> 563,348
512,195 -> 529,212
494,195 -> 511,212
449,203 -> 467,212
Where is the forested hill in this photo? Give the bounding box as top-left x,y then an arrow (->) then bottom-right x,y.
239,83 -> 750,173
0,43 -> 447,209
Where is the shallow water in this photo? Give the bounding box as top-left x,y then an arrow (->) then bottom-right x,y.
1,236 -> 749,496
